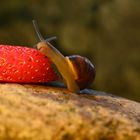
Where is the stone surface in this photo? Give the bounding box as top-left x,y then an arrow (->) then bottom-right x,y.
0,83 -> 139,140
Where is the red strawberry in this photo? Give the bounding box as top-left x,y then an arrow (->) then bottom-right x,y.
0,45 -> 58,83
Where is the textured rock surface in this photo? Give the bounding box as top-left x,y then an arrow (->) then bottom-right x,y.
0,83 -> 139,140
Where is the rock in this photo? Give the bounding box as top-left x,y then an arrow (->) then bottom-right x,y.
0,83 -> 139,140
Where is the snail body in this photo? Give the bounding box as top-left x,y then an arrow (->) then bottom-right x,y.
33,20 -> 95,92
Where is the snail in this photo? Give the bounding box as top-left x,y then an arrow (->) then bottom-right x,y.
33,20 -> 95,92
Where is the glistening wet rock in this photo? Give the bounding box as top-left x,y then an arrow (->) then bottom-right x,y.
0,83 -> 139,140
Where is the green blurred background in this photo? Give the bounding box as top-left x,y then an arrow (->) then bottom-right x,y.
0,0 -> 140,102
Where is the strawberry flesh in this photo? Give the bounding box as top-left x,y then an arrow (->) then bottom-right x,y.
0,45 -> 58,83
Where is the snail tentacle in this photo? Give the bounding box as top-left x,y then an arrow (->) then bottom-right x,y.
32,20 -> 44,41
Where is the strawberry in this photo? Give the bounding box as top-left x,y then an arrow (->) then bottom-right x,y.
0,45 -> 58,83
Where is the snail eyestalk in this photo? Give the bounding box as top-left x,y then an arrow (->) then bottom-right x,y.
32,20 -> 44,41
46,36 -> 57,42
33,20 -> 57,42
33,21 -> 80,92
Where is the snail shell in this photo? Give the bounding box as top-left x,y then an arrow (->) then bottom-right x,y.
66,55 -> 95,89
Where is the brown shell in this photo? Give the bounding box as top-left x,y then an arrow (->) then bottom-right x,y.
67,55 -> 95,89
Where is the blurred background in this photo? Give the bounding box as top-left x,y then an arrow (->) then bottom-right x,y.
0,0 -> 139,102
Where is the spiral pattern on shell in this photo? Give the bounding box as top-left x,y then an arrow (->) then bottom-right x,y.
67,55 -> 95,89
